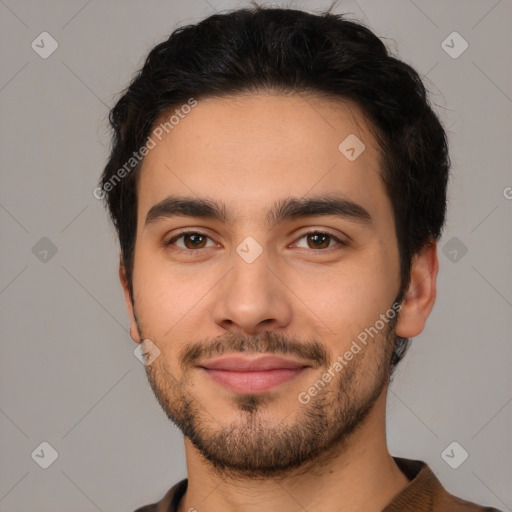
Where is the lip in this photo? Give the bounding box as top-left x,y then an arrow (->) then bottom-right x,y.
199,354 -> 310,371
198,355 -> 311,394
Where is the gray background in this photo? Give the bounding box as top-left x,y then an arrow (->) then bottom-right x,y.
0,0 -> 511,510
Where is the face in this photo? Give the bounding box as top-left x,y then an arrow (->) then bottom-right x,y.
122,93 -> 409,479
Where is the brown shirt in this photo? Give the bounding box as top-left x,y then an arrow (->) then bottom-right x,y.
133,457 -> 502,512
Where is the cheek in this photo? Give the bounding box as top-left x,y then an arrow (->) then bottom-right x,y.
132,248 -> 219,339
311,249 -> 398,336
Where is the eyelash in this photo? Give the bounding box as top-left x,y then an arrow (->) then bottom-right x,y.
164,229 -> 347,255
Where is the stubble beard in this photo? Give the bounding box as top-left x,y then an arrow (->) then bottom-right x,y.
140,319 -> 396,480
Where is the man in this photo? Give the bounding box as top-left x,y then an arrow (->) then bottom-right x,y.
98,4 -> 500,511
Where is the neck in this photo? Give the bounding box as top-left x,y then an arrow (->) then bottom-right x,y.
178,387 -> 409,512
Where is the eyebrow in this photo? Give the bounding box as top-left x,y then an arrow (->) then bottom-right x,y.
144,194 -> 373,229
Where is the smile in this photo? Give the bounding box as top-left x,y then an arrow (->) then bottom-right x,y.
198,354 -> 312,393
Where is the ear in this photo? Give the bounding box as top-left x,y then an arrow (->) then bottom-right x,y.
395,240 -> 439,338
119,255 -> 142,344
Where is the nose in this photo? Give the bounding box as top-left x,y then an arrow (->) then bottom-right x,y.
212,249 -> 293,336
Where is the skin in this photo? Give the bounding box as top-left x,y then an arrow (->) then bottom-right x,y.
119,92 -> 439,512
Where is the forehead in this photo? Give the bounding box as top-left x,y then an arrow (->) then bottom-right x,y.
136,93 -> 391,231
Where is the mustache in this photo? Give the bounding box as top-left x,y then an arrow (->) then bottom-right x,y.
179,330 -> 329,370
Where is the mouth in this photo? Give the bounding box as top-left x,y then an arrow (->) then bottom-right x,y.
198,354 -> 311,394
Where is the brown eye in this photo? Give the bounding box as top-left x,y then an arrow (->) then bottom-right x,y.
306,233 -> 330,249
294,230 -> 349,254
182,233 -> 207,249
167,231 -> 214,251
294,231 -> 345,251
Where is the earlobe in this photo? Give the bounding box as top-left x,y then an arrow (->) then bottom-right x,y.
395,240 -> 439,339
119,256 -> 142,344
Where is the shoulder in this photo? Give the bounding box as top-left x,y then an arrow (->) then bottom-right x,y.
387,457 -> 503,511
132,478 -> 188,512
